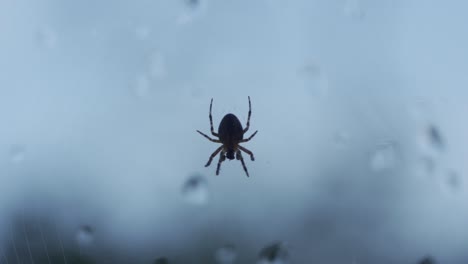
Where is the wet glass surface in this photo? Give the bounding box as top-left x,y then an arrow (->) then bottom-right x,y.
0,1 -> 467,263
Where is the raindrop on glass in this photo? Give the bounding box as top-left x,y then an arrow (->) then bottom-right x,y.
148,52 -> 167,80
408,100 -> 436,124
75,225 -> 94,248
182,174 -> 209,205
369,141 -> 399,172
154,257 -> 169,264
415,156 -> 436,178
445,170 -> 461,191
298,63 -> 329,97
257,242 -> 289,264
135,26 -> 151,40
333,131 -> 350,146
133,74 -> 151,98
343,0 -> 365,20
300,64 -> 321,77
37,27 -> 58,49
177,0 -> 207,25
185,0 -> 201,9
426,124 -> 444,151
418,256 -> 436,264
9,144 -> 26,164
418,124 -> 445,155
215,245 -> 237,264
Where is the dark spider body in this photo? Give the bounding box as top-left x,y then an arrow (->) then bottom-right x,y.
197,97 -> 258,177
218,113 -> 244,160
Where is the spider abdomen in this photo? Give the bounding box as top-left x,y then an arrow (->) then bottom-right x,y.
218,113 -> 244,145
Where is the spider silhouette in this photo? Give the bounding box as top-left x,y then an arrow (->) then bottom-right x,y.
197,96 -> 258,177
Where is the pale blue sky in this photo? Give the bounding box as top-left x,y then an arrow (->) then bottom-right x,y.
0,0 -> 467,263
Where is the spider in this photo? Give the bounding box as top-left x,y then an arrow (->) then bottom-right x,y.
197,96 -> 258,177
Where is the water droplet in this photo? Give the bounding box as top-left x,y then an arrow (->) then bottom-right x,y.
37,27 -> 58,49
154,257 -> 169,264
418,124 -> 445,154
369,141 -> 399,172
426,124 -> 444,151
135,26 -> 151,40
418,256 -> 436,264
415,156 -> 436,178
177,0 -> 207,25
75,225 -> 94,248
133,74 -> 151,98
257,242 -> 289,264
185,0 -> 201,9
445,170 -> 461,191
9,145 -> 26,164
343,0 -> 365,20
182,174 -> 209,205
408,100 -> 434,121
148,52 -> 167,80
298,63 -> 329,97
300,64 -> 321,76
215,245 -> 237,264
333,131 -> 350,146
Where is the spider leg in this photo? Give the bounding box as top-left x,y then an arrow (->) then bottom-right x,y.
209,98 -> 219,137
238,145 -> 255,161
236,150 -> 250,177
205,146 -> 223,167
243,96 -> 252,133
197,130 -> 221,143
239,130 -> 258,143
216,151 -> 226,175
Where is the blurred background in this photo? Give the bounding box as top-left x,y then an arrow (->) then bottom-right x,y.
0,0 -> 467,263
